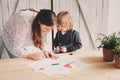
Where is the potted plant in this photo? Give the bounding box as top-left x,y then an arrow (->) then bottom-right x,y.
97,33 -> 119,62
115,38 -> 120,68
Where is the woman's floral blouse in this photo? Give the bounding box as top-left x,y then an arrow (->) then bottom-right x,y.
3,10 -> 49,57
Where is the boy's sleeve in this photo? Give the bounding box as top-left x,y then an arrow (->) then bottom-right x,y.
66,31 -> 82,52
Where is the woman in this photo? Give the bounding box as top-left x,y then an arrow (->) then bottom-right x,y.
2,9 -> 58,60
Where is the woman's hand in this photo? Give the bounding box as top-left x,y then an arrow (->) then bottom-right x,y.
44,51 -> 59,59
27,53 -> 44,60
27,51 -> 59,60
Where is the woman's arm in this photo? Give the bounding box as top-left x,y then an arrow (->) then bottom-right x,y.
11,14 -> 30,57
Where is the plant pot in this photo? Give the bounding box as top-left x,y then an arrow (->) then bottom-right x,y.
103,48 -> 115,62
115,55 -> 120,68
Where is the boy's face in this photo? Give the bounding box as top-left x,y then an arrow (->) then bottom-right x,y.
57,25 -> 67,32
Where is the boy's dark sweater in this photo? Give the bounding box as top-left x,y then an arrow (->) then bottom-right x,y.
54,29 -> 82,52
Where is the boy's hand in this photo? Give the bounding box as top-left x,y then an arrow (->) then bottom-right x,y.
56,46 -> 61,52
60,46 -> 67,53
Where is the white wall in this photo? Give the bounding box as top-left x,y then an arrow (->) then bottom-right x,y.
108,0 -> 120,34
0,0 -> 109,50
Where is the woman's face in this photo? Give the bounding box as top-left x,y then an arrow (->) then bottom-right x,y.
40,24 -> 56,32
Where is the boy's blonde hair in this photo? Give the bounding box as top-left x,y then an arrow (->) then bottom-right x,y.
57,11 -> 73,30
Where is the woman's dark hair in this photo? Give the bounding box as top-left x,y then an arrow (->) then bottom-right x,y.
32,9 -> 56,49
20,8 -> 39,13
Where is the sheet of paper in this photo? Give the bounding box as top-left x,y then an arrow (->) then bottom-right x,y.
28,56 -> 90,76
